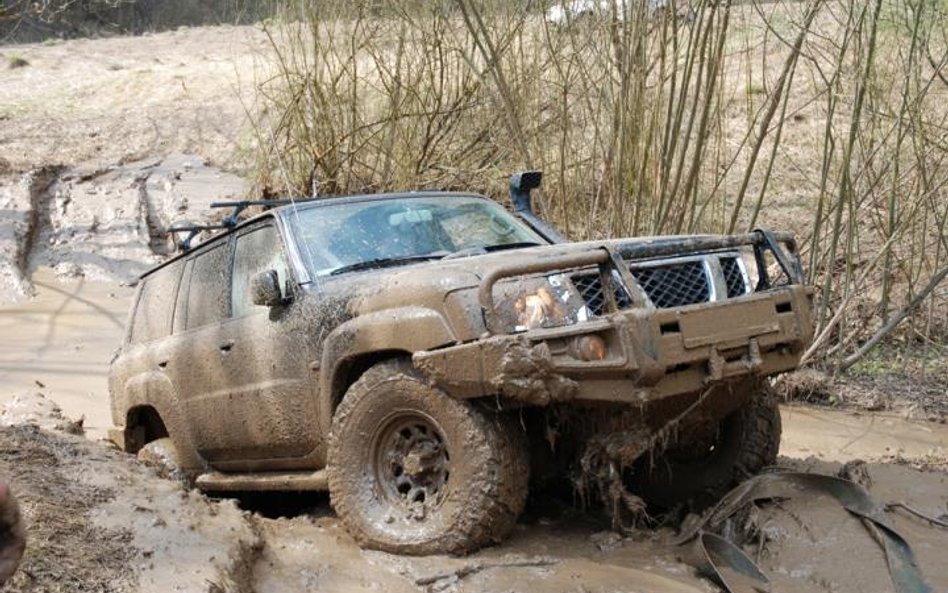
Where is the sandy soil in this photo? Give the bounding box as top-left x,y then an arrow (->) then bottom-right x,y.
0,25 -> 265,173
0,22 -> 946,593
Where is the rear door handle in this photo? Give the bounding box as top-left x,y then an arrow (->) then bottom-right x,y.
219,340 -> 235,353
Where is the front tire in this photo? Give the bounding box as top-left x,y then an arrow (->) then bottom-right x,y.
328,360 -> 529,555
634,382 -> 782,508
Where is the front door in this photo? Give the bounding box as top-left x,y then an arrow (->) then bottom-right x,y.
203,222 -> 320,467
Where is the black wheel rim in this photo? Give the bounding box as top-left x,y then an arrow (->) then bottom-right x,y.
372,413 -> 451,521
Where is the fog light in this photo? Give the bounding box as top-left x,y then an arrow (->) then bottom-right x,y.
574,335 -> 607,361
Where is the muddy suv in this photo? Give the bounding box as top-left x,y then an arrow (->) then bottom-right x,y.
109,171 -> 814,554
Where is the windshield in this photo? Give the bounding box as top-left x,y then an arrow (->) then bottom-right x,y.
288,195 -> 546,276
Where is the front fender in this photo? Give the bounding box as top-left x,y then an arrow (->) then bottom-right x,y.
316,306 -> 457,434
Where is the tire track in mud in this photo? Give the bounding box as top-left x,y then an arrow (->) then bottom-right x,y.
0,154 -> 246,305
0,166 -> 62,302
17,166 -> 65,282
18,167 -> 62,279
136,172 -> 174,257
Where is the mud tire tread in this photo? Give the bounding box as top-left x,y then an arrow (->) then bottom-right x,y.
731,383 -> 782,481
638,381 -> 782,506
328,360 -> 529,555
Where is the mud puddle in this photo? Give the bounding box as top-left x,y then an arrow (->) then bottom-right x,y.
0,269 -> 132,439
251,510 -> 706,593
248,458 -> 948,593
781,405 -> 948,464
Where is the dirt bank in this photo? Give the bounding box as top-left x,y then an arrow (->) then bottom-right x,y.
0,422 -> 261,593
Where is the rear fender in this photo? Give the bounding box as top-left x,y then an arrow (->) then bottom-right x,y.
119,372 -> 203,470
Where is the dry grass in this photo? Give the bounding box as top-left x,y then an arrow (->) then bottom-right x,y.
251,0 -> 948,369
0,425 -> 136,592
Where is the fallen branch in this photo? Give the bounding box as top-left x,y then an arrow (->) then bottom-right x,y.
415,556 -> 556,588
886,502 -> 948,529
838,264 -> 948,371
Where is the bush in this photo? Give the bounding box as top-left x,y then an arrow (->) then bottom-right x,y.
252,0 -> 948,367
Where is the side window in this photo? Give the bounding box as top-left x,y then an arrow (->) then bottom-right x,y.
186,243 -> 230,330
172,259 -> 194,333
130,265 -> 181,344
232,225 -> 289,318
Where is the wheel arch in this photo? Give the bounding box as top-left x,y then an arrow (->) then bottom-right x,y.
115,372 -> 203,470
124,404 -> 169,454
316,306 -> 458,436
328,349 -> 412,413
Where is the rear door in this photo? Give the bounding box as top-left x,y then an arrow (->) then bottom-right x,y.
166,240 -> 234,459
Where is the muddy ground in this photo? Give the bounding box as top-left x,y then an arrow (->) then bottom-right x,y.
1,23 -> 947,593
0,401 -> 946,593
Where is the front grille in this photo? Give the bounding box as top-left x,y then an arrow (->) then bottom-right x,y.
631,260 -> 710,308
721,257 -> 747,298
572,273 -> 632,316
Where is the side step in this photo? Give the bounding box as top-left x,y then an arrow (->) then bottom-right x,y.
195,469 -> 329,492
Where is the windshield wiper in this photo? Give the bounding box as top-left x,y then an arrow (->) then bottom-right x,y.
328,253 -> 444,276
440,242 -> 544,260
483,242 -> 543,252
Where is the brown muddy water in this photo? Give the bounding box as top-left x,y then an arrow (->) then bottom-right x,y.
0,268 -> 133,438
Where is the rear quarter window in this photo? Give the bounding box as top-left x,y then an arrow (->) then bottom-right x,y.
129,264 -> 182,344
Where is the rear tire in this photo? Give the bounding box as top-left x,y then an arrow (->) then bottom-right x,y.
634,382 -> 782,508
328,360 -> 529,555
137,437 -> 191,487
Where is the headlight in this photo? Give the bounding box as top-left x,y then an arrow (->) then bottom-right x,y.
494,274 -> 591,332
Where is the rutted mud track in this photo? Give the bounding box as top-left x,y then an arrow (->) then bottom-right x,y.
0,155 -> 245,303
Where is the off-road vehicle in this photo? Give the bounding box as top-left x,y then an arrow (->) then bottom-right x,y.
109,171 -> 814,554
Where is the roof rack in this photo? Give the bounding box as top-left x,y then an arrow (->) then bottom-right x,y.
168,198 -> 318,251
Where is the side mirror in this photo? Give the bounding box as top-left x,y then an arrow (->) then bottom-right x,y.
251,270 -> 284,307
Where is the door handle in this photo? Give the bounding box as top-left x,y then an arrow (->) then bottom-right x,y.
219,340 -> 235,353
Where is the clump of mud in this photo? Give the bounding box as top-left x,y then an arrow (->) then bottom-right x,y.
0,392 -> 84,435
0,411 -> 264,593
